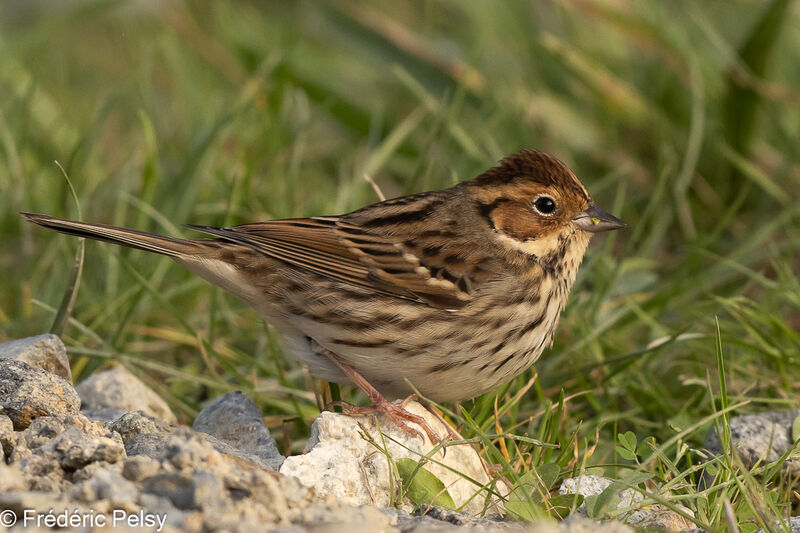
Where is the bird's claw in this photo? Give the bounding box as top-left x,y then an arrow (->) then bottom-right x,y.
326,394 -> 442,444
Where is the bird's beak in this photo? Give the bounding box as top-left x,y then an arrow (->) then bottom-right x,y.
572,203 -> 626,233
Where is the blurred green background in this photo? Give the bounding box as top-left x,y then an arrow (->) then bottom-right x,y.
0,0 -> 799,524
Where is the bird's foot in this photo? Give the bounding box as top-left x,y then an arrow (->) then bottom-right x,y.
313,341 -> 443,443
327,394 -> 442,444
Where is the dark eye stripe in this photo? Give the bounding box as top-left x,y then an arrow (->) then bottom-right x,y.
476,197 -> 512,229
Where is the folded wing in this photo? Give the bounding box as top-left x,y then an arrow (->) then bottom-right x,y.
186,215 -> 497,309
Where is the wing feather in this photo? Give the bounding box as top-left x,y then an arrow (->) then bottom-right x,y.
186,211 -> 496,309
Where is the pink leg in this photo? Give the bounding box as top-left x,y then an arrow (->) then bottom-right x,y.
319,349 -> 442,443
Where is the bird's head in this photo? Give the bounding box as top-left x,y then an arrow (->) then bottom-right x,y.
466,150 -> 625,260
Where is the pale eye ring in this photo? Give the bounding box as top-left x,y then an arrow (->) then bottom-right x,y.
532,195 -> 557,216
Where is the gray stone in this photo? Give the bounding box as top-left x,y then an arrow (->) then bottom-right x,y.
125,432 -> 172,460
241,470 -> 297,519
705,409 -> 800,470
9,413 -> 125,491
122,454 -> 162,481
135,491 -> 184,520
382,506 -> 527,532
382,512 -> 635,533
127,432 -> 299,529
150,428 -> 298,513
0,491 -> 134,531
70,467 -> 139,507
202,432 -> 281,471
124,428 -> 276,471
76,365 -> 177,423
24,424 -> 125,470
110,410 -> 174,441
142,471 -> 224,510
166,426 -> 271,472
193,391 -> 284,470
411,506 -> 512,529
0,490 -> 73,515
13,416 -> 66,453
291,505 -> 399,533
0,334 -> 72,382
70,459 -> 123,483
14,413 -> 116,453
547,514 -> 634,533
82,406 -> 129,425
288,505 -> 624,533
0,462 -> 26,491
12,412 -> 108,458
630,508 -> 694,531
0,359 -> 80,430
0,414 -> 14,456
15,453 -> 68,492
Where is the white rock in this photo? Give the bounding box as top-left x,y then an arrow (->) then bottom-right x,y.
76,365 -> 177,424
559,475 -> 693,530
755,516 -> 800,533
559,475 -> 642,519
280,401 -> 502,516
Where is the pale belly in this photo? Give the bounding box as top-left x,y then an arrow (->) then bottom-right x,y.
268,284 -> 565,403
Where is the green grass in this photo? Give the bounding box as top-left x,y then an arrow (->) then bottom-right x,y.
1,1 -> 799,530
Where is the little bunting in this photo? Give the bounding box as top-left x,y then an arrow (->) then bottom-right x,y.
24,150 -> 624,441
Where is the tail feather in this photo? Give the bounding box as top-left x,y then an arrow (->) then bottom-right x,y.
21,212 -> 198,257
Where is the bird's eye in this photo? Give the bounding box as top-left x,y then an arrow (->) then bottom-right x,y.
532,195 -> 557,216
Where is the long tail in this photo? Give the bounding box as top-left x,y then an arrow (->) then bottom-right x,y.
21,212 -> 200,256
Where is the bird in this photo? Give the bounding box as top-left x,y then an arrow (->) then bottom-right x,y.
23,150 -> 624,441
